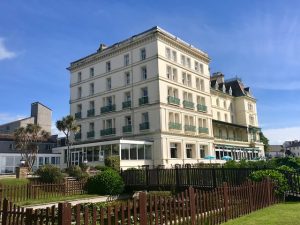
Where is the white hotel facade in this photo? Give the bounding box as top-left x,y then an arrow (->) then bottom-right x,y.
52,27 -> 264,169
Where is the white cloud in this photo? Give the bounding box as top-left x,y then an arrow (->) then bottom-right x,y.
264,126 -> 300,145
0,38 -> 16,60
0,113 -> 26,125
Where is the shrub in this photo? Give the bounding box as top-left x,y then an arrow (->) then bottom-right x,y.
85,169 -> 124,195
277,165 -> 296,173
249,169 -> 288,195
94,165 -> 110,171
66,165 -> 88,180
36,165 -> 64,183
274,157 -> 300,170
105,156 -> 120,171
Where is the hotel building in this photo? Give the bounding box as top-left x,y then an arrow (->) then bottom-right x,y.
52,27 -> 264,169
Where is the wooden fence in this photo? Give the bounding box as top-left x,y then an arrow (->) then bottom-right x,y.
121,167 -> 257,191
0,180 -> 86,203
0,180 -> 278,225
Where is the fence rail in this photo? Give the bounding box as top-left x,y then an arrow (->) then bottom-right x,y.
121,167 -> 257,191
0,180 -> 86,203
0,180 -> 278,225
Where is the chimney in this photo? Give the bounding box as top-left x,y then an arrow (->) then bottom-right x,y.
97,43 -> 107,52
211,72 -> 225,84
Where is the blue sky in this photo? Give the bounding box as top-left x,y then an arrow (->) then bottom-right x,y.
0,0 -> 300,144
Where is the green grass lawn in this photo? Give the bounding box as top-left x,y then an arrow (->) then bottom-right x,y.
223,202 -> 300,225
18,194 -> 100,206
0,178 -> 29,186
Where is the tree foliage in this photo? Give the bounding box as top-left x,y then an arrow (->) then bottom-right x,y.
14,124 -> 50,171
259,132 -> 270,152
56,115 -> 80,167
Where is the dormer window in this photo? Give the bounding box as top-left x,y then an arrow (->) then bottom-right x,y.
222,84 -> 226,93
229,87 -> 232,95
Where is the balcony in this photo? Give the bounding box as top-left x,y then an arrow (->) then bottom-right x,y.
74,112 -> 81,119
100,128 -> 116,136
167,96 -> 180,105
87,131 -> 95,138
169,122 -> 182,130
183,100 -> 194,109
74,133 -> 81,140
101,104 -> 116,114
184,125 -> 196,132
87,109 -> 95,117
198,127 -> 209,134
140,122 -> 150,130
123,125 -> 132,133
139,96 -> 149,106
197,104 -> 207,112
122,101 -> 131,109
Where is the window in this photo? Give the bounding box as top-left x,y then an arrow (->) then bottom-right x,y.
140,48 -> 146,60
141,87 -> 148,97
181,55 -> 186,66
77,87 -> 82,99
89,67 -> 94,77
224,100 -> 227,109
194,61 -> 199,71
166,66 -> 171,79
217,112 -> 221,120
89,101 -> 94,110
183,91 -> 193,102
186,58 -> 191,68
198,118 -> 207,128
182,72 -> 187,85
197,96 -> 206,105
121,144 -> 130,160
130,145 -> 137,160
39,157 -> 44,166
248,103 -> 253,111
125,116 -> 131,125
124,92 -> 131,101
89,123 -> 95,131
216,98 -> 220,107
199,145 -> 206,158
45,157 -> 49,165
141,66 -> 147,80
77,72 -> 82,82
185,115 -> 194,126
106,77 -> 111,90
165,47 -> 171,59
124,54 -> 130,66
199,63 -> 204,74
168,87 -> 178,98
187,74 -> 192,87
125,72 -> 130,85
77,104 -> 82,112
142,112 -> 149,123
200,79 -> 204,91
145,145 -> 152,159
249,115 -> 255,125
166,66 -> 177,81
138,145 -> 145,159
186,144 -> 193,158
170,143 -> 178,158
106,61 -> 111,72
8,144 -> 13,150
104,96 -> 114,106
196,78 -> 200,90
169,112 -> 180,123
172,50 -> 177,62
89,83 -> 94,95
225,114 -> 228,122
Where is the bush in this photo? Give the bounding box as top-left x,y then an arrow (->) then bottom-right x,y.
94,165 -> 110,171
249,169 -> 288,195
105,156 -> 120,171
36,165 -> 64,183
66,165 -> 88,180
85,169 -> 124,195
277,165 -> 296,173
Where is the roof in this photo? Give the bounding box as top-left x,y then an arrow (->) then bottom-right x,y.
269,145 -> 284,152
0,116 -> 33,127
31,102 -> 52,111
68,26 -> 209,69
210,75 -> 253,98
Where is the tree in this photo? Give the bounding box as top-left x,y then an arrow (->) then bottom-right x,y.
56,115 -> 80,167
14,124 -> 50,171
259,132 -> 270,153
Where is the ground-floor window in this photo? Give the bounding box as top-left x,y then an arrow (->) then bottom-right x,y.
186,144 -> 193,158
199,145 -> 207,158
121,144 -> 152,160
170,143 -> 178,158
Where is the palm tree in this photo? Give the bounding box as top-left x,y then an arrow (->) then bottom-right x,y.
56,115 -> 80,167
14,124 -> 50,171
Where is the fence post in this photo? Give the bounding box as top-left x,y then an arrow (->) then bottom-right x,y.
25,208 -> 33,225
266,178 -> 271,205
145,166 -> 149,187
139,192 -> 147,225
2,198 -> 8,225
188,187 -> 196,225
58,203 -> 72,225
223,182 -> 229,222
175,165 -> 180,190
248,180 -> 254,212
212,168 -> 217,188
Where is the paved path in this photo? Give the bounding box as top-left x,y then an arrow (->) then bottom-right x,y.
26,195 -> 130,210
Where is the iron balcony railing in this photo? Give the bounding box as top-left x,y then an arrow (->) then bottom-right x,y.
198,127 -> 209,134
123,125 -> 132,133
101,104 -> 116,114
87,131 -> 95,138
169,122 -> 182,130
184,125 -> 196,132
87,109 -> 95,117
139,122 -> 150,130
122,101 -> 131,109
197,104 -> 207,112
139,96 -> 149,105
183,100 -> 194,109
74,112 -> 82,119
167,96 -> 180,105
100,128 -> 116,136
